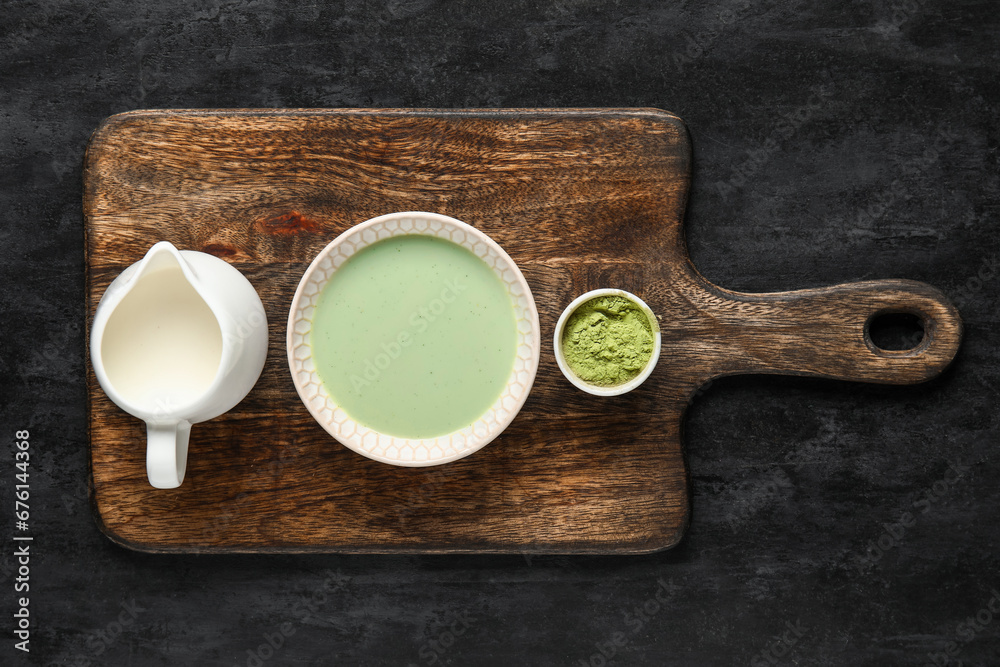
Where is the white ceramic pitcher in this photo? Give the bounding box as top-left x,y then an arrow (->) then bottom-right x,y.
90,241 -> 268,489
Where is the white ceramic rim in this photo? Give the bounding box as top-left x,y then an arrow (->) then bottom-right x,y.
287,211 -> 541,466
553,288 -> 662,397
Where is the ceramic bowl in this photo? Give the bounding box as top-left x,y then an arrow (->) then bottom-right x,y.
553,288 -> 661,396
287,212 -> 540,466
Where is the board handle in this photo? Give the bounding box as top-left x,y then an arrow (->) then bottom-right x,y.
701,279 -> 962,384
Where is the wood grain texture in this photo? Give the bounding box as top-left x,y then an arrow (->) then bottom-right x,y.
83,109 -> 962,554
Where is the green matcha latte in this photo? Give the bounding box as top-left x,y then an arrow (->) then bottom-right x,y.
310,234 -> 518,439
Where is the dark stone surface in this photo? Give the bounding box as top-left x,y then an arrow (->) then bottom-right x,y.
2,1 -> 998,665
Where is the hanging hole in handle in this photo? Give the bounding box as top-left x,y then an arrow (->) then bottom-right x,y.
865,310 -> 928,355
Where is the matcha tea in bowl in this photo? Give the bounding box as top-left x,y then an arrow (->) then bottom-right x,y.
287,212 -> 540,466
554,288 -> 661,396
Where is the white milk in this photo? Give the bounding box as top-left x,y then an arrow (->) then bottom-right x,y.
100,263 -> 222,411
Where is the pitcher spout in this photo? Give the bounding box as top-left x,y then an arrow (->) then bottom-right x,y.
102,241 -> 200,302
133,241 -> 199,285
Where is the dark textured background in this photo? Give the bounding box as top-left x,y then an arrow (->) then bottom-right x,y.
2,1 -> 998,665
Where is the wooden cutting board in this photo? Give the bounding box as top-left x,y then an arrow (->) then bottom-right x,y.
84,108 -> 962,554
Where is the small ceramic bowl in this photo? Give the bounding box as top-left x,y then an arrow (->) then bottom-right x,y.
553,288 -> 661,396
287,211 -> 540,466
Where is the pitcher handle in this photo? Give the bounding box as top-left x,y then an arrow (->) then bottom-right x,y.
146,421 -> 192,489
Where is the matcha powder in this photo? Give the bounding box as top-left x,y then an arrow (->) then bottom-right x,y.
561,295 -> 655,386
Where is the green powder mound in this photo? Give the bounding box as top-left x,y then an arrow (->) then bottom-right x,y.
561,295 -> 654,386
